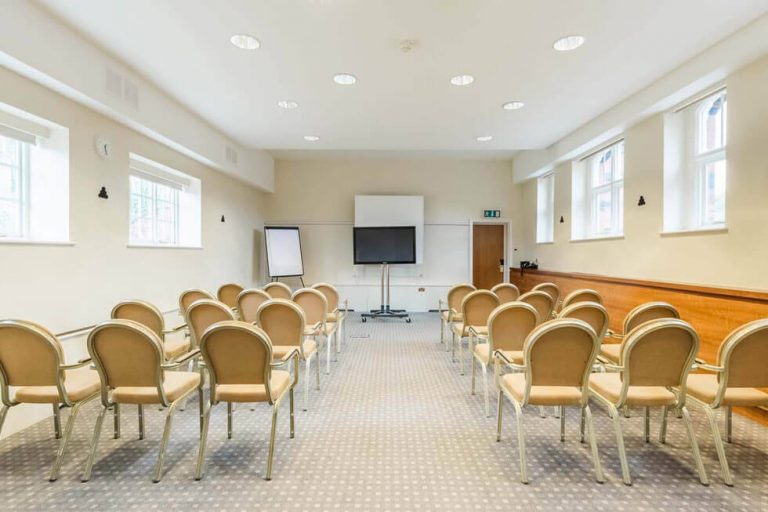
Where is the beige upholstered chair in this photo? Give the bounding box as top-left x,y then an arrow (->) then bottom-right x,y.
518,290 -> 555,324
682,319 -> 768,486
196,321 -> 297,481
257,299 -> 320,411
560,289 -> 602,310
178,289 -> 215,316
217,283 -> 245,310
588,319 -> 708,485
470,302 -> 539,417
111,300 -> 189,360
532,282 -> 560,312
185,299 -> 237,351
495,319 -> 604,484
82,320 -> 202,482
559,302 -> 610,341
439,283 -> 476,349
264,282 -> 293,300
452,290 -> 500,375
292,288 -> 337,375
0,320 -> 100,481
237,289 -> 272,324
312,283 -> 348,355
490,283 -> 520,304
600,302 -> 680,364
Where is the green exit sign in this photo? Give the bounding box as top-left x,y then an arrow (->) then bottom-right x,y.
483,210 -> 501,218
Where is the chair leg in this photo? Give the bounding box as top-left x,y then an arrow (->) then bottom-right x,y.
49,399 -> 87,481
726,405 -> 733,443
623,405 -> 630,418
315,352 -> 320,390
496,389 -> 503,442
227,402 -> 233,439
152,401 -> 180,483
644,406 -> 650,443
0,405 -> 10,436
702,405 -> 733,486
482,363 -> 490,418
289,387 -> 295,439
560,406 -> 566,442
52,404 -> 62,439
304,358 -> 311,412
680,405 -> 709,485
659,405 -> 668,444
470,355 -> 476,395
451,331 -> 456,360
113,403 -> 121,439
459,337 -> 465,376
82,405 -> 109,482
194,402 -> 212,480
539,406 -> 547,418
608,404 -> 632,485
265,404 -> 279,481
440,317 -> 444,345
326,333 -> 332,375
584,405 -> 605,483
138,404 -> 145,440
197,388 -> 204,437
512,400 -> 528,484
580,407 -> 586,443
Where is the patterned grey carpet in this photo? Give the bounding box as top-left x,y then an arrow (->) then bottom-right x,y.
0,313 -> 767,511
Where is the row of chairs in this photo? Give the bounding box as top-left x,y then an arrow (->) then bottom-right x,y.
0,281 -> 348,482
439,281 -> 768,487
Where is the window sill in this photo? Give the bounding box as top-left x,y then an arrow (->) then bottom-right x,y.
127,244 -> 203,250
569,235 -> 624,243
536,241 -> 555,245
0,238 -> 75,246
660,226 -> 728,237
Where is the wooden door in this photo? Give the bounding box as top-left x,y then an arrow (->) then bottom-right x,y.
472,224 -> 505,290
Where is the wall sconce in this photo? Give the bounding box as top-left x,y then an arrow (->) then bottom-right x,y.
98,187 -> 109,199
638,195 -> 646,206
221,215 -> 226,223
559,215 -> 564,223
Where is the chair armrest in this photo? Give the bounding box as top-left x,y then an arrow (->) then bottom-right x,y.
60,357 -> 92,371
600,362 -> 624,372
606,330 -> 624,340
692,362 -> 724,373
468,326 -> 488,340
493,350 -> 525,370
161,349 -> 201,369
163,323 -> 187,335
271,349 -> 299,367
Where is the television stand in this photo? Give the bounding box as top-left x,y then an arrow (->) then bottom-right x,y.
361,263 -> 411,323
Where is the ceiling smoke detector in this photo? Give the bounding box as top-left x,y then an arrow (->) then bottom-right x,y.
399,39 -> 418,53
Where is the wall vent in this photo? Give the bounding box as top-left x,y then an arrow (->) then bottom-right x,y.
105,68 -> 122,97
105,67 -> 139,109
225,145 -> 238,165
123,78 -> 139,109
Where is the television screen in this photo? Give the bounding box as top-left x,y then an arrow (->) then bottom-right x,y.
353,226 -> 416,264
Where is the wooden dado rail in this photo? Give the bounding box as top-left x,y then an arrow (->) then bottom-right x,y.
510,267 -> 768,425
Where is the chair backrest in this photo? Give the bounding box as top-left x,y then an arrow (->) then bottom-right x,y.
623,301 -> 679,334
111,300 -> 165,339
256,300 -> 306,356
263,282 -> 293,300
518,291 -> 555,324
561,289 -> 602,309
621,319 -> 699,393
237,289 -> 272,323
490,283 -> 520,303
179,289 -> 215,315
217,283 -> 244,309
291,288 -> 328,326
0,320 -> 63,394
460,290 -> 500,327
487,302 -> 539,353
559,302 -> 610,340
716,319 -> 768,392
185,299 -> 236,349
312,283 -> 340,312
522,319 -> 598,405
87,320 -> 165,405
447,283 -> 476,313
532,282 -> 560,305
200,321 -> 277,404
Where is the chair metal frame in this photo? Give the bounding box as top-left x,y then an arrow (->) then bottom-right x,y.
560,289 -> 602,310
292,288 -> 337,375
312,282 -> 348,356
452,290 -> 499,375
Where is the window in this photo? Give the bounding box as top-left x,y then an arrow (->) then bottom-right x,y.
536,173 -> 554,243
663,89 -> 727,232
571,140 -> 624,240
0,135 -> 29,238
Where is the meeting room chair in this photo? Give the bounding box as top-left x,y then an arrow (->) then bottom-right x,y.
588,318 -> 708,486
237,289 -> 272,324
312,283 -> 348,354
532,282 -> 560,313
264,282 -> 293,300
195,321 -> 297,481
600,301 -> 680,364
178,289 -> 215,316
217,283 -> 245,312
185,299 -> 237,352
470,302 -> 539,417
111,300 -> 189,361
257,299 -> 321,411
495,318 -> 604,484
0,320 -> 100,481
683,318 -> 768,486
559,302 -> 610,341
292,288 -> 337,375
452,290 -> 500,375
560,289 -> 603,310
82,319 -> 202,483
439,283 -> 476,349
490,283 -> 520,303
518,291 -> 555,325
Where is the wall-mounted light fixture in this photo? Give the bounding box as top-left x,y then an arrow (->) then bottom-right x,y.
98,187 -> 109,199
638,195 -> 646,206
221,215 -> 226,223
559,215 -> 564,223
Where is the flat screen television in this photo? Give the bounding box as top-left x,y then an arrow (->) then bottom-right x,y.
353,226 -> 416,265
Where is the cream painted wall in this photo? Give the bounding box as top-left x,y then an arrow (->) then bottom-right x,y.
0,67 -> 267,437
264,158 -> 516,311
514,55 -> 768,291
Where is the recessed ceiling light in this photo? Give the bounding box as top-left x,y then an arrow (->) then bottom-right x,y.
333,73 -> 357,85
450,74 -> 474,86
230,34 -> 260,50
553,35 -> 585,52
476,135 -> 493,142
277,100 -> 299,110
304,135 -> 320,142
502,101 -> 525,110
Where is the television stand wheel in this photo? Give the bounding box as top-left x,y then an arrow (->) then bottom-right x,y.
361,317 -> 367,323
406,318 -> 411,323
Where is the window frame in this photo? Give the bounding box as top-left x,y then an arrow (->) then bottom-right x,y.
586,141 -> 624,238
693,91 -> 727,228
0,135 -> 31,239
128,172 -> 181,247
536,173 -> 555,244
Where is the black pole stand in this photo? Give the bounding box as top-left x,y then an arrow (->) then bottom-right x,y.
361,263 -> 410,323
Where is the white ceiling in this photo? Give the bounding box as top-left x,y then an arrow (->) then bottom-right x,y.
36,0 -> 768,155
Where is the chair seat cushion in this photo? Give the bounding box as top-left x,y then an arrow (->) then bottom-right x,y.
215,370 -> 291,403
441,311 -> 463,322
589,373 -> 677,407
686,373 -> 768,407
273,339 -> 317,360
112,371 -> 200,405
165,337 -> 192,359
472,343 -> 522,365
500,373 -> 583,406
15,369 -> 101,404
599,343 -> 621,363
